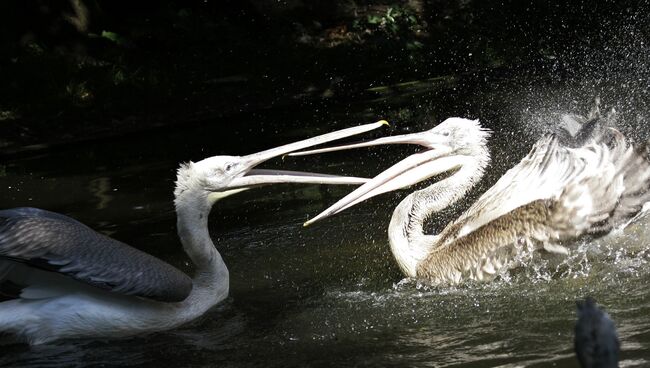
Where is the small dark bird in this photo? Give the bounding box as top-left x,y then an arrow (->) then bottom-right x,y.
575,297 -> 620,368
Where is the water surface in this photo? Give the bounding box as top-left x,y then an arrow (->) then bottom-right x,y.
1,63 -> 650,367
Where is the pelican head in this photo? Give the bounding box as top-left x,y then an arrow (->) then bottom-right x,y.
292,118 -> 491,225
0,121 -> 395,345
174,121 -> 389,205
427,118 -> 491,155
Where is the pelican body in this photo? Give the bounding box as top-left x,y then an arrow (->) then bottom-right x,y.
0,121 -> 387,344
298,109 -> 650,284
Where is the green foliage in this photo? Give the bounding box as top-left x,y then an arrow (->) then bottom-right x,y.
24,42 -> 45,56
356,6 -> 423,37
406,40 -> 424,50
65,81 -> 93,106
99,31 -> 131,47
0,110 -> 18,121
111,67 -> 126,86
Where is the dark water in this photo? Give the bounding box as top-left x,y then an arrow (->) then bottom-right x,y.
2,32 -> 650,368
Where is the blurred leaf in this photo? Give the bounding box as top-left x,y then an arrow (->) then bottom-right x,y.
367,15 -> 382,25
406,41 -> 424,50
0,110 -> 19,121
101,31 -> 131,47
112,68 -> 126,85
25,42 -> 45,56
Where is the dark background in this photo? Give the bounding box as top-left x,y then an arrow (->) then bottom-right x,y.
0,2 -> 649,366
0,0 -> 648,154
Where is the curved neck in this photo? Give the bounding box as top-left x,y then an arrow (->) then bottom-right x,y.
175,191 -> 218,268
388,151 -> 489,277
174,189 -> 229,318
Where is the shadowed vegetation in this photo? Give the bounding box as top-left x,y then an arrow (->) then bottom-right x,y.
0,0 -> 647,152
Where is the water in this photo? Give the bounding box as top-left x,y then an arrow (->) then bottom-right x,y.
2,46 -> 650,368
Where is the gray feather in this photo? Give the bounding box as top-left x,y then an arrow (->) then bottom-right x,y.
0,208 -> 192,302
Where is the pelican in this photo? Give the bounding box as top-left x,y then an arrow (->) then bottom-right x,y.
0,121 -> 388,345
295,109 -> 650,284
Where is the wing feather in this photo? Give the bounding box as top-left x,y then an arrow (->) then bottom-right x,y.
0,208 -> 192,302
454,125 -> 650,242
454,136 -> 589,237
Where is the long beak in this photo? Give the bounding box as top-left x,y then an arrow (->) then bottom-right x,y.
303,147 -> 461,226
240,169 -> 369,186
287,130 -> 440,156
289,129 -> 458,226
228,120 -> 389,188
293,119 -> 489,225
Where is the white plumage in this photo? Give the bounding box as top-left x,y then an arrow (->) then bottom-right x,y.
301,110 -> 650,284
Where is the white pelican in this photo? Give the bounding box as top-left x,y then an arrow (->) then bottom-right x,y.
0,120 -> 388,345
296,109 -> 650,284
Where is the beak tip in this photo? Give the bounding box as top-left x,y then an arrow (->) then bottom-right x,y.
378,120 -> 390,127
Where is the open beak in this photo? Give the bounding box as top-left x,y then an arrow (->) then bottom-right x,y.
227,120 -> 389,188
287,129 -> 461,226
287,129 -> 444,156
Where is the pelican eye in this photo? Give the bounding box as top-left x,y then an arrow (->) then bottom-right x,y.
225,163 -> 234,172
441,130 -> 450,136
